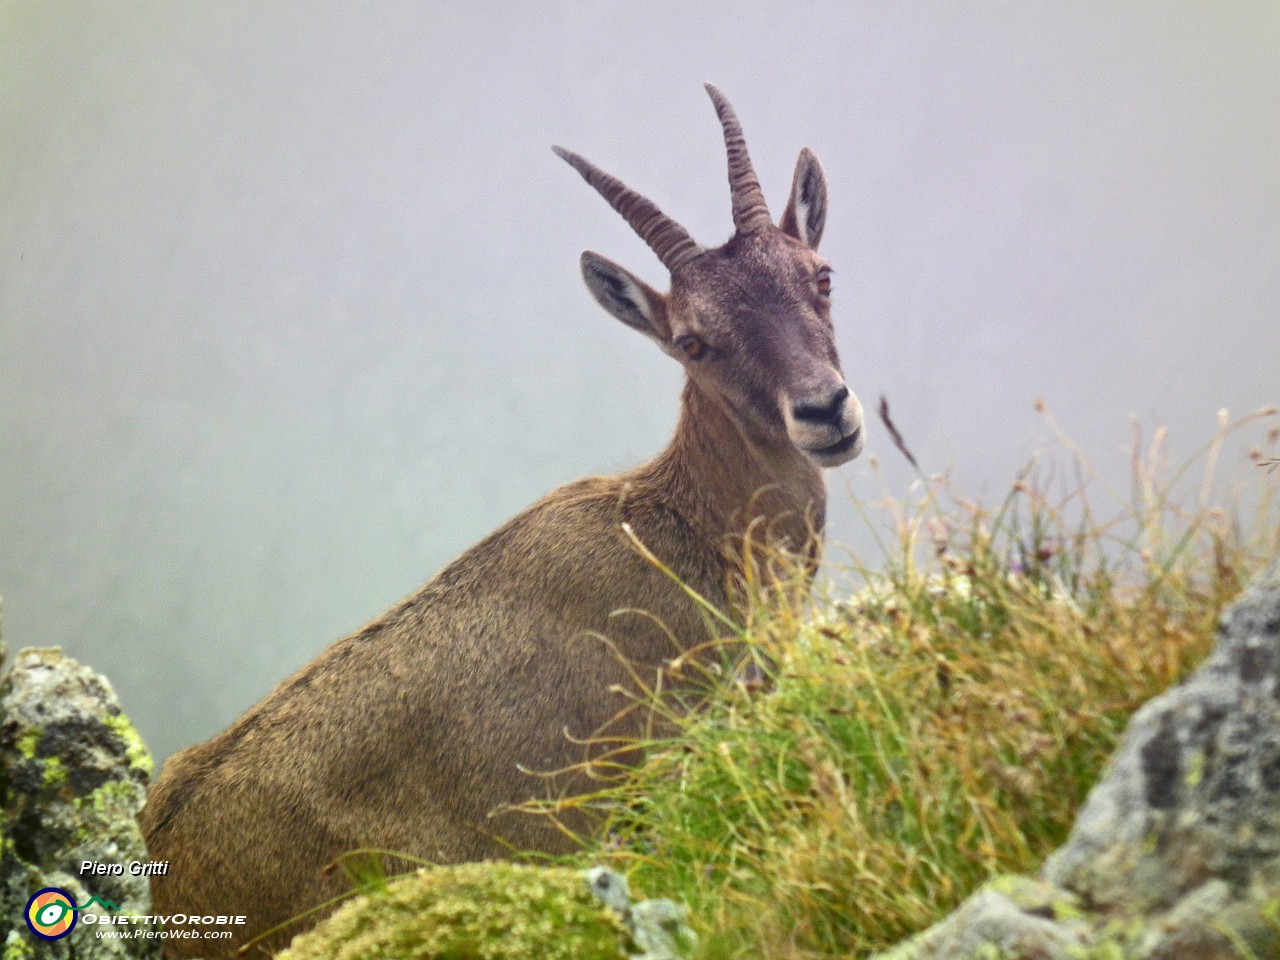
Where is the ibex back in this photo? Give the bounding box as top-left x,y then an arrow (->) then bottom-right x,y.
141,85 -> 864,955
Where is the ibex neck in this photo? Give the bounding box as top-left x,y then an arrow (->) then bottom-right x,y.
636,380 -> 827,565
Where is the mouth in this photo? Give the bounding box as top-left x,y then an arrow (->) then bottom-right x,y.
803,426 -> 863,465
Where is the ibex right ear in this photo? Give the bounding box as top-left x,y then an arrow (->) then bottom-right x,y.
779,148 -> 828,250
579,251 -> 671,345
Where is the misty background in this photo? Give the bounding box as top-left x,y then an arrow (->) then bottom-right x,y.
2,2 -> 1278,766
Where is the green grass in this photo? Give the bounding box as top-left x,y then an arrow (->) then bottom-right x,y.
514,406 -> 1280,959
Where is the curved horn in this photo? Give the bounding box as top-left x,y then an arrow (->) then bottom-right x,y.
704,83 -> 771,234
553,146 -> 703,272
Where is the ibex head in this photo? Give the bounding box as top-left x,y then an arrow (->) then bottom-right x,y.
555,84 -> 864,468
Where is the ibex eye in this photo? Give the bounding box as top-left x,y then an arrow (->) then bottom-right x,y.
816,269 -> 833,298
677,335 -> 707,361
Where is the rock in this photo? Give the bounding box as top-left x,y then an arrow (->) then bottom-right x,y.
871,561 -> 1280,960
587,866 -> 634,915
0,648 -> 160,959
587,867 -> 696,960
627,899 -> 696,960
276,862 -> 694,960
871,877 -> 1089,960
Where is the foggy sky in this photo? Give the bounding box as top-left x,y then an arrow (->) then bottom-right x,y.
2,2 -> 1278,764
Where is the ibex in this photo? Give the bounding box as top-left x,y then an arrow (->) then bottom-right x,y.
141,85 -> 863,955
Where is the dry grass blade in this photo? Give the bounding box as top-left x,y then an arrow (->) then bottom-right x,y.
878,394 -> 919,472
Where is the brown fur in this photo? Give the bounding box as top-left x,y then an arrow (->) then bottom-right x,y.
140,87 -> 864,956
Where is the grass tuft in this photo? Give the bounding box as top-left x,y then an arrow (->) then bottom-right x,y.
521,407 -> 1280,959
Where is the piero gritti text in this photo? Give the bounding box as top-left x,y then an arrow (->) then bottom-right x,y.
81,859 -> 171,877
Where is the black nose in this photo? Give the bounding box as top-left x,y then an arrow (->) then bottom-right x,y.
792,384 -> 849,424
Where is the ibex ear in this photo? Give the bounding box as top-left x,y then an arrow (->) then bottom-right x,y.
779,148 -> 827,250
579,251 -> 671,345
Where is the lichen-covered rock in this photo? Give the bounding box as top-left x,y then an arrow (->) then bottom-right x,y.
276,862 -> 693,960
871,561 -> 1280,960
1043,560 -> 1280,910
0,647 -> 160,959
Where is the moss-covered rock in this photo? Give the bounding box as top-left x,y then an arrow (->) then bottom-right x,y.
276,862 -> 693,960
0,647 -> 159,959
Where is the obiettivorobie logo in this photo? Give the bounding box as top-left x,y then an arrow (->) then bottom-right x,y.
23,884 -> 249,946
25,888 -> 120,941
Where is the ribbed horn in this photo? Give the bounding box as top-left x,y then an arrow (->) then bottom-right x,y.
704,83 -> 771,234
553,146 -> 703,272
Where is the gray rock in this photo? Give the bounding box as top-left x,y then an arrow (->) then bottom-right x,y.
627,898 -> 697,960
873,561 -> 1280,960
586,867 -> 696,960
872,877 -> 1089,960
1,648 -> 160,959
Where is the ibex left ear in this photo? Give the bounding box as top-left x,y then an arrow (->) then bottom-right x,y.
779,148 -> 827,250
579,251 -> 671,346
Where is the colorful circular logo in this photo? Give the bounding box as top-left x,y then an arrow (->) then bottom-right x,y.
25,887 -> 78,940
